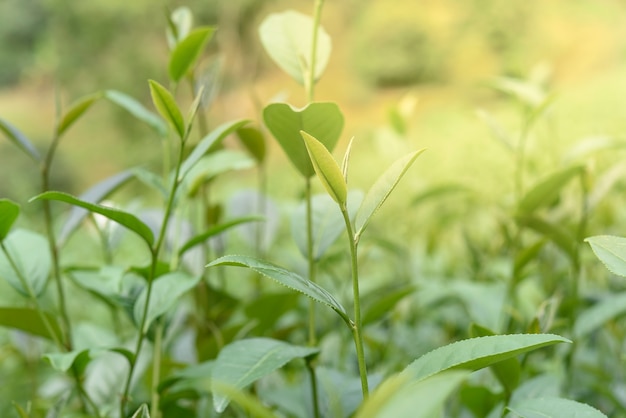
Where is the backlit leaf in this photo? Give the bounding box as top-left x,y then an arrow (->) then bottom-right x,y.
169,27 -> 215,82
586,235 -> 626,278
57,92 -> 102,137
517,165 -> 584,215
0,117 -> 40,162
301,131 -> 347,206
148,79 -> 185,139
0,199 -> 20,241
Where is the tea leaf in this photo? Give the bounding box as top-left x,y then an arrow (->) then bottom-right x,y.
0,229 -> 51,297
507,397 -> 607,418
258,10 -> 331,84
0,199 -> 20,241
206,255 -> 350,324
184,150 -> 255,196
586,235 -> 626,278
362,285 -> 415,326
469,324 -> 520,394
58,170 -> 135,246
356,149 -> 425,239
212,338 -> 318,412
517,165 -> 585,215
212,382 -> 278,418
134,271 -> 201,332
236,126 -> 266,163
32,191 -> 154,248
44,349 -> 92,374
301,131 -> 347,206
0,117 -> 41,162
169,27 -> 215,82
148,79 -> 185,139
104,90 -> 167,137
57,92 -> 102,137
574,292 -> 626,338
0,307 -> 63,341
178,216 -> 263,256
401,334 -> 570,382
166,6 -> 193,48
263,102 -> 343,178
130,404 -> 151,418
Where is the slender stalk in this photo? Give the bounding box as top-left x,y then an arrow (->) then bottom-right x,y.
305,179 -> 317,346
150,321 -> 164,418
340,207 -> 369,397
306,359 -> 320,418
306,0 -> 325,103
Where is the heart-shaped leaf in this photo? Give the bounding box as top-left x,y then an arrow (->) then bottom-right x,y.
0,199 -> 20,241
263,102 -> 343,178
148,79 -> 185,139
104,90 -> 167,137
586,235 -> 626,278
169,27 -> 215,82
301,131 -> 347,206
258,10 -> 331,85
0,117 -> 41,162
212,337 -> 319,412
0,229 -> 51,297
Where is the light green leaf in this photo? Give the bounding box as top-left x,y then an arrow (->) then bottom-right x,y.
490,77 -> 546,108
12,402 -> 31,418
263,102 -> 343,178
301,131 -> 347,206
178,216 -> 263,256
133,168 -> 168,197
57,92 -> 102,137
362,285 -> 415,326
169,27 -> 215,82
0,199 -> 20,241
476,108 -> 514,151
44,349 -> 92,374
212,337 -> 319,412
0,307 -> 63,341
517,165 -> 585,215
58,170 -> 135,246
212,382 -> 278,418
166,6 -> 193,48
148,79 -> 185,139
341,136 -> 355,183
206,255 -> 350,324
574,292 -> 626,338
32,191 -> 154,248
0,117 -> 40,162
184,150 -> 255,196
401,334 -> 570,382
258,10 -> 331,84
469,324 -> 520,394
586,235 -> 626,278
508,397 -> 607,418
130,404 -> 151,418
133,271 -> 201,332
356,149 -> 426,239
0,229 -> 51,297
104,90 -> 167,137
180,119 -> 249,180
356,371 -> 469,418
237,126 -> 266,163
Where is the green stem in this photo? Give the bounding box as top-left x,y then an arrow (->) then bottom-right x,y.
306,358 -> 321,418
306,0 -> 325,103
340,206 -> 368,397
150,321 -> 164,418
305,179 -> 317,346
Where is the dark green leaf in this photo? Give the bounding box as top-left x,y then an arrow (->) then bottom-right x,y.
212,337 -> 319,412
32,191 -> 154,248
148,79 -> 185,139
586,235 -> 626,278
263,102 -> 343,178
0,229 -> 51,297
179,216 -> 263,256
169,27 -> 215,82
517,165 -> 584,215
513,240 -> 546,282
362,285 -> 415,326
57,92 -> 102,137
0,307 -> 63,341
0,199 -> 20,241
237,126 -> 266,163
211,382 -> 278,418
301,131 -> 347,206
104,90 -> 167,137
0,117 -> 40,162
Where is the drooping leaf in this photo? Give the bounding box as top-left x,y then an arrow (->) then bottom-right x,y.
516,165 -> 585,215
401,334 -> 570,382
104,90 -> 167,137
301,131 -> 347,206
507,397 -> 607,418
237,126 -> 266,163
0,199 -> 20,241
148,79 -> 185,139
0,117 -> 40,162
469,324 -> 520,394
586,235 -> 626,278
57,92 -> 102,137
58,170 -> 135,246
574,292 -> 626,338
169,27 -> 215,82
206,255 -> 350,325
179,119 -> 249,180
0,307 -> 63,341
263,102 -> 343,178
32,191 -> 154,248
178,216 -> 263,256
355,371 -> 469,418
356,149 -> 426,239
133,271 -> 201,332
0,229 -> 51,297
516,215 -> 578,263
211,337 -> 319,412
258,10 -> 331,85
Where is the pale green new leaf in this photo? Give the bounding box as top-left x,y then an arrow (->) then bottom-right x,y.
57,92 -> 102,137
212,338 -> 318,412
44,349 -> 92,373
258,10 -> 331,85
0,229 -> 51,297
104,90 -> 167,137
32,191 -> 154,248
401,334 -> 570,382
586,235 -> 626,278
0,307 -> 63,342
133,271 -> 201,332
356,371 -> 469,418
517,165 -> 584,215
356,149 -> 426,239
0,117 -> 41,162
148,79 -> 185,139
341,136 -> 355,183
574,292 -> 626,338
166,6 -> 193,48
169,27 -> 215,82
508,397 -> 607,418
0,199 -> 19,241
301,131 -> 347,206
206,255 -> 350,324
